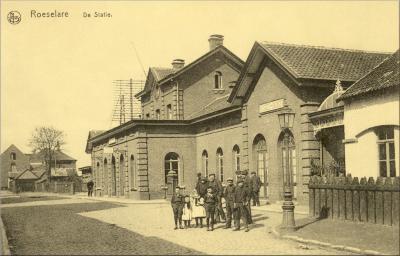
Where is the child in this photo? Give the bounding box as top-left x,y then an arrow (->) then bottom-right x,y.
190,189 -> 206,228
182,195 -> 192,228
171,186 -> 184,230
204,186 -> 217,231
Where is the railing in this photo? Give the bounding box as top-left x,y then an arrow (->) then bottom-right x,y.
308,175 -> 400,226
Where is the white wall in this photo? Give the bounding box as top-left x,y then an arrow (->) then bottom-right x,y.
344,91 -> 399,178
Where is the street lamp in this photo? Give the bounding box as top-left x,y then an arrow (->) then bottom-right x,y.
278,110 -> 296,231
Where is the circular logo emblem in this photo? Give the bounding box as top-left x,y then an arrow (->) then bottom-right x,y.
7,11 -> 21,25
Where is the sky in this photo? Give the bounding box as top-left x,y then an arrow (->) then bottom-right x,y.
1,1 -> 399,168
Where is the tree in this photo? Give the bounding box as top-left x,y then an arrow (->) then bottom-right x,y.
29,126 -> 66,182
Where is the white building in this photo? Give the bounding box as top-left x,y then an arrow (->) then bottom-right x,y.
338,50 -> 399,178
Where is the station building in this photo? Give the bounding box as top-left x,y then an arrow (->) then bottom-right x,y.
86,35 -> 391,204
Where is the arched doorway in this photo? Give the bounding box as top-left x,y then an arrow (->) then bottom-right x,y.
111,155 -> 116,196
253,134 -> 268,198
278,130 -> 297,200
103,158 -> 108,196
165,152 -> 179,195
119,154 -> 125,196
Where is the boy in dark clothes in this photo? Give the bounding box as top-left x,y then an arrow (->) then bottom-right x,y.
171,186 -> 184,230
204,186 -> 217,231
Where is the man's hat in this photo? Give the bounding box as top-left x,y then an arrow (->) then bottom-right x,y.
251,171 -> 256,174
197,172 -> 202,176
175,186 -> 181,189
207,186 -> 213,190
208,173 -> 216,177
227,177 -> 234,181
242,170 -> 248,175
201,177 -> 208,181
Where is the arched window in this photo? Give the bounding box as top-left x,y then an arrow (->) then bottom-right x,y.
10,152 -> 16,161
376,126 -> 396,177
279,130 -> 297,199
202,150 -> 209,176
96,162 -> 100,186
165,152 -> 180,184
155,109 -> 161,120
214,71 -> 222,89
233,145 -> 240,173
130,155 -> 136,188
253,134 -> 268,198
119,154 -> 125,196
216,148 -> 224,181
111,156 -> 116,196
103,158 -> 108,195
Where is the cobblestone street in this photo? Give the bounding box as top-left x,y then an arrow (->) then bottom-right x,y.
0,195 -> 355,255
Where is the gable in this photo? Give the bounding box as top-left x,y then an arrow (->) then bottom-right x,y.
16,169 -> 38,180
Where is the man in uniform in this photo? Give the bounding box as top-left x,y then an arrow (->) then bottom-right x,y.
233,179 -> 250,232
242,170 -> 253,224
223,177 -> 235,229
208,173 -> 226,223
171,186 -> 184,230
196,177 -> 208,198
250,171 -> 261,206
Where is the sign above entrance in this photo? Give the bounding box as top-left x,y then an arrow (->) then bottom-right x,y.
103,147 -> 114,154
259,99 -> 287,114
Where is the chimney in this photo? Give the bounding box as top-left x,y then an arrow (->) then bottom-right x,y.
171,59 -> 185,69
208,34 -> 224,51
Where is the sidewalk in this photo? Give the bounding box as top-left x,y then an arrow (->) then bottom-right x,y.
273,216 -> 400,255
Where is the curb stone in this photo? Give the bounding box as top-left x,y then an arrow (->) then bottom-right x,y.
0,215 -> 11,255
271,225 -> 386,255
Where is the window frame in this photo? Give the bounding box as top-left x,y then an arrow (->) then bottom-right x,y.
216,148 -> 224,181
214,71 -> 223,89
376,126 -> 396,177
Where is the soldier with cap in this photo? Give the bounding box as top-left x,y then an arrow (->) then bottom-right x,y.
171,186 -> 184,230
223,177 -> 236,229
250,171 -> 262,206
233,179 -> 250,232
208,173 -> 226,223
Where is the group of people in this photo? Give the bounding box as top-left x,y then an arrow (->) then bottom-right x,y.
171,170 -> 262,232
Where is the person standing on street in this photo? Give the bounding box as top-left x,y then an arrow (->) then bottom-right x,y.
233,179 -> 250,232
208,173 -> 226,223
250,171 -> 261,206
87,179 -> 94,197
242,170 -> 253,224
196,177 -> 208,198
223,177 -> 236,229
204,187 -> 217,231
171,186 -> 184,230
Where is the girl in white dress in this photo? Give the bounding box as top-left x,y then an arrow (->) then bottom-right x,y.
190,189 -> 206,228
182,195 -> 192,228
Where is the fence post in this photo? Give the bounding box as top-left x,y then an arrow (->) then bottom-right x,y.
383,178 -> 393,226
392,177 -> 400,226
326,176 -> 333,218
345,175 -> 353,220
338,177 -> 346,220
367,177 -> 376,223
359,177 -> 368,222
375,177 -> 384,225
352,177 -> 360,222
309,176 -> 315,217
332,177 -> 339,219
314,177 -> 321,217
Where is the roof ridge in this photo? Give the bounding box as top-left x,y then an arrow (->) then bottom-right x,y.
259,41 -> 392,55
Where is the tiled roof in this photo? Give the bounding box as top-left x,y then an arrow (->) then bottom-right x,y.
187,94 -> 240,120
339,50 -> 399,100
89,130 -> 105,139
30,150 -> 76,162
151,67 -> 176,81
259,42 -> 391,81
